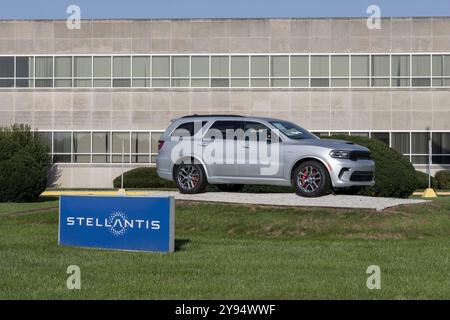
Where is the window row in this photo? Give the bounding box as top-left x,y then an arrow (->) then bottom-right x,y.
313,131 -> 450,164
1,54 -> 449,88
35,130 -> 450,165
35,131 -> 163,163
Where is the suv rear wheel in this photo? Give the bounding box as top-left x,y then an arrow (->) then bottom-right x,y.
216,184 -> 244,192
293,160 -> 330,197
174,163 -> 208,194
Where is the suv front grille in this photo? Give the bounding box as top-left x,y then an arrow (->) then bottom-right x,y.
350,171 -> 374,182
349,151 -> 372,161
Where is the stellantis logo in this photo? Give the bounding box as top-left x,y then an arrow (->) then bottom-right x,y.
66,211 -> 161,237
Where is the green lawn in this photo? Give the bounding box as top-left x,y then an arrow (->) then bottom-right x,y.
0,197 -> 59,215
0,197 -> 449,299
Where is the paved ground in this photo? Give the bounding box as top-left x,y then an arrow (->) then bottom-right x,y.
160,191 -> 430,211
43,190 -> 430,211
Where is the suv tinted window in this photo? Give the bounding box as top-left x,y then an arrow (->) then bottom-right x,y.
205,120 -> 242,140
172,121 -> 207,137
244,121 -> 269,141
244,121 -> 280,142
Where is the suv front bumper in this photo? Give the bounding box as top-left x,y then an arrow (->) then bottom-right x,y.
328,158 -> 375,188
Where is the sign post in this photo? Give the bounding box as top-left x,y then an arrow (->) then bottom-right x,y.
422,129 -> 437,198
59,195 -> 175,253
118,140 -> 126,195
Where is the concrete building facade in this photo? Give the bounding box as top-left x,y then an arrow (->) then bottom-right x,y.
0,17 -> 449,187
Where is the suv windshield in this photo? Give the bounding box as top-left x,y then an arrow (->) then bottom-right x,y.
269,121 -> 318,140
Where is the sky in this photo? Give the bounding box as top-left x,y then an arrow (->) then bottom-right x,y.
0,0 -> 448,19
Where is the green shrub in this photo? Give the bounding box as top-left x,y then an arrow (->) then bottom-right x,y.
0,124 -> 51,202
435,170 -> 450,189
0,124 -> 50,168
0,150 -> 47,202
329,135 -> 417,198
0,137 -> 21,161
113,167 -> 176,189
415,170 -> 439,189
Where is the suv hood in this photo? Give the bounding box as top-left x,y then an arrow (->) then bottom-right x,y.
289,138 -> 370,151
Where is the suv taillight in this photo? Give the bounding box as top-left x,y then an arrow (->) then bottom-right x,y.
158,140 -> 165,151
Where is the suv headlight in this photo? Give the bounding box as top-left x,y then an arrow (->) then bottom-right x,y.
330,150 -> 351,159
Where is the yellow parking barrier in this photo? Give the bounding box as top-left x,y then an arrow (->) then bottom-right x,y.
41,190 -> 158,197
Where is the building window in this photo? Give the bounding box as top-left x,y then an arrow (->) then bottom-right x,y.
36,131 -> 52,152
412,55 -> 431,87
432,132 -> 450,164
271,55 -> 289,87
391,55 -> 410,87
92,132 -> 110,163
211,56 -> 229,87
37,130 -> 450,166
171,56 -> 190,87
0,56 -> 14,87
15,56 -> 34,88
54,56 -> 72,87
251,55 -> 269,87
371,132 -> 390,145
73,132 -> 91,163
35,57 -> 53,87
371,55 -> 390,87
432,132 -> 450,154
191,56 -> 209,87
131,132 -> 150,163
290,55 -> 309,87
312,132 -> 329,138
310,55 -> 329,87
53,132 -> 71,163
152,56 -> 170,87
93,57 -> 111,87
2,53 -> 450,89
331,55 -> 349,87
351,55 -> 370,87
151,132 -> 163,163
112,132 -> 130,163
74,56 -> 92,87
113,56 -> 131,87
330,132 -> 349,136
432,55 -> 450,86
231,56 -> 249,87
132,56 -> 151,87
350,132 -> 369,137
391,132 -> 410,155
411,132 -> 429,164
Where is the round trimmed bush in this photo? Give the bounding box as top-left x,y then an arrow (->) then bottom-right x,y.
0,139 -> 48,202
435,170 -> 450,189
329,135 -> 417,198
0,124 -> 51,202
415,170 -> 439,189
113,167 -> 176,189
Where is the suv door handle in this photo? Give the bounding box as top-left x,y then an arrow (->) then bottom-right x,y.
243,145 -> 251,148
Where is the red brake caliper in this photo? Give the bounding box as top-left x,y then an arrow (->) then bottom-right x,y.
301,168 -> 308,187
191,176 -> 199,186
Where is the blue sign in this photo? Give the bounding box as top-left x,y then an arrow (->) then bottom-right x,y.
59,195 -> 175,253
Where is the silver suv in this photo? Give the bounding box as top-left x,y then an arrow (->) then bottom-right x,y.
156,115 -> 375,197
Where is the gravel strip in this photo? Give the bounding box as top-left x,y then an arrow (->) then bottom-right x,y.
142,191 -> 430,211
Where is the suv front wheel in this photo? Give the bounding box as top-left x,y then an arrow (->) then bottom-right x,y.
293,160 -> 330,197
174,163 -> 208,194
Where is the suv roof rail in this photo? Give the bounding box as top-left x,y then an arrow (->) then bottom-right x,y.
180,114 -> 244,118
